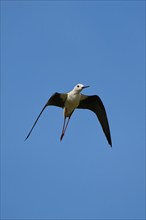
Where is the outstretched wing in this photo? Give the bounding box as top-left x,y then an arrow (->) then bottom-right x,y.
77,94 -> 112,146
25,92 -> 67,140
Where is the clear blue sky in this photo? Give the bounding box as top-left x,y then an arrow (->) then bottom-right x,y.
1,1 -> 145,219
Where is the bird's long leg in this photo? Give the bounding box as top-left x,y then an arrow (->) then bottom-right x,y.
60,117 -> 66,141
60,117 -> 70,141
63,117 -> 70,137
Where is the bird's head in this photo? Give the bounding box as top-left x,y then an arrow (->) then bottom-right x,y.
73,84 -> 90,93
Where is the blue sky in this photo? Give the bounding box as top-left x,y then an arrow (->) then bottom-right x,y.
1,1 -> 145,219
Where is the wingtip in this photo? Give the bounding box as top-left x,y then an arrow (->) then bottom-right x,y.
109,140 -> 112,147
108,135 -> 112,147
24,135 -> 29,141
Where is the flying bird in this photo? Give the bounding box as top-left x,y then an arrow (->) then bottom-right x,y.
25,84 -> 112,146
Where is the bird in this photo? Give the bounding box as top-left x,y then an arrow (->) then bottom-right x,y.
25,84 -> 112,146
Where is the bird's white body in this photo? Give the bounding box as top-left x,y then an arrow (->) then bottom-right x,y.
64,89 -> 82,117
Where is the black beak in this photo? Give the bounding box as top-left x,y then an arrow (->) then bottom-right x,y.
82,86 -> 90,89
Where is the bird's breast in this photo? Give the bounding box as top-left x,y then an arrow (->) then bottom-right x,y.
64,93 -> 81,117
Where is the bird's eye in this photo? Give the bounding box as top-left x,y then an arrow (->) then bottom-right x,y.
77,85 -> 79,88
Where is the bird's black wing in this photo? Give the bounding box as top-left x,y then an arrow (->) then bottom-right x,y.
77,94 -> 112,146
25,92 -> 67,140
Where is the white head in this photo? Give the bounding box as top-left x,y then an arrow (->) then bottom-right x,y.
73,83 -> 90,93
